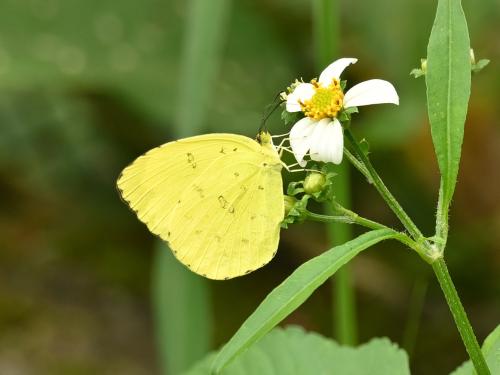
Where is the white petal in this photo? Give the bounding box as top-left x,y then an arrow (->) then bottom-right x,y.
327,119 -> 344,164
289,117 -> 317,167
286,83 -> 315,112
308,119 -> 344,165
318,58 -> 358,86
343,79 -> 399,108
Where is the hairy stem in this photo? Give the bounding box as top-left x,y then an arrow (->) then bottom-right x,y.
432,258 -> 490,375
343,148 -> 372,184
344,129 -> 427,246
305,211 -> 386,231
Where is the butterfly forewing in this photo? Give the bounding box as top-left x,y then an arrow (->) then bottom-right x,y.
117,134 -> 284,279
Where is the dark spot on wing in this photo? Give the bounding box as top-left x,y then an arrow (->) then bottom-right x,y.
262,162 -> 268,167
194,185 -> 205,198
233,147 -> 238,152
220,147 -> 226,154
218,195 -> 228,209
245,270 -> 251,274
218,195 -> 234,213
258,185 -> 264,190
242,238 -> 249,244
234,172 -> 240,177
186,152 -> 196,168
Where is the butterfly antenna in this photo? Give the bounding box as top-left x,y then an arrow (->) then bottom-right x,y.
258,93 -> 282,134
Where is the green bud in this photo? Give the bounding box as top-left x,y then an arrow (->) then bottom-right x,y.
469,48 -> 476,65
303,172 -> 326,194
284,195 -> 297,216
420,58 -> 427,73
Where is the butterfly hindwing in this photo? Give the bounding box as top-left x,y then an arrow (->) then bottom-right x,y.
169,150 -> 283,279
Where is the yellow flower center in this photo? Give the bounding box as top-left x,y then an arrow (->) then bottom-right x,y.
300,79 -> 344,120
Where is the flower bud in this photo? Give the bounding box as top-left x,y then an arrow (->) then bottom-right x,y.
284,195 -> 297,216
303,172 -> 326,194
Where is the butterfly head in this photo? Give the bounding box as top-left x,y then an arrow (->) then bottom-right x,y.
256,130 -> 278,154
256,130 -> 273,146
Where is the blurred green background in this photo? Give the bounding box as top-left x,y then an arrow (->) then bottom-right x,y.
0,0 -> 498,374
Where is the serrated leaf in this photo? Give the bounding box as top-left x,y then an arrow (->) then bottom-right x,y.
450,324 -> 500,375
426,0 -> 471,209
185,326 -> 410,375
210,229 -> 398,373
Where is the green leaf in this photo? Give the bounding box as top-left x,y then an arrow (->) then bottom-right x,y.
281,107 -> 301,126
210,229 -> 398,373
152,243 -> 213,374
450,324 -> 500,374
426,0 -> 471,209
472,59 -> 490,73
410,68 -> 425,78
186,326 -> 410,375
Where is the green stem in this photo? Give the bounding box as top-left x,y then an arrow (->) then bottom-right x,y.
305,211 -> 386,231
313,0 -> 356,345
306,206 -> 429,260
344,148 -> 372,184
344,128 -> 426,245
313,0 -> 339,68
435,181 -> 449,252
432,258 -> 490,375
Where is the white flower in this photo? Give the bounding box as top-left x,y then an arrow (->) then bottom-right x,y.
286,58 -> 399,166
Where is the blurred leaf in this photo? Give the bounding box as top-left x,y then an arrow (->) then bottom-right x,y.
210,229 -> 397,373
0,0 -> 296,136
152,244 -> 213,375
186,326 -> 410,375
450,324 -> 500,375
0,92 -> 109,193
175,0 -> 232,137
426,0 -> 471,209
151,0 -> 232,374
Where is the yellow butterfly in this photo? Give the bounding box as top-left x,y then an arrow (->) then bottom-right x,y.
117,131 -> 284,280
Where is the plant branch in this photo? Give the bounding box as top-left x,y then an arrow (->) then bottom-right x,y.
432,258 -> 490,375
343,147 -> 372,184
305,211 -> 386,231
344,129 -> 427,245
435,181 -> 449,252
